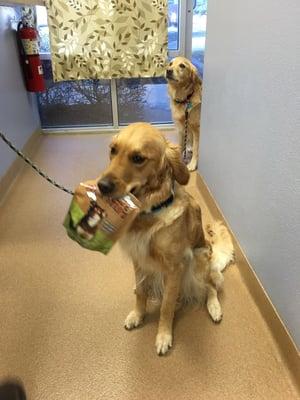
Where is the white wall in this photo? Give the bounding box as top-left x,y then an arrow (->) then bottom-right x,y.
0,5 -> 40,180
200,0 -> 300,347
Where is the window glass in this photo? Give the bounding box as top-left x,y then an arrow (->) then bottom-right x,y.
168,0 -> 179,51
38,60 -> 113,128
117,78 -> 172,125
192,0 -> 207,76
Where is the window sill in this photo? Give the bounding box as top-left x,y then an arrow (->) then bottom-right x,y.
40,53 -> 51,60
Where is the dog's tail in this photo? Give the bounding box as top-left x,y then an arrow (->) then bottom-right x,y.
207,221 -> 235,273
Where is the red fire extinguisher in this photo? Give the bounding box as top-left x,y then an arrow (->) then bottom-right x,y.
17,20 -> 46,92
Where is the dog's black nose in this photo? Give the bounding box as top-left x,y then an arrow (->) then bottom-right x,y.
98,178 -> 115,195
166,69 -> 173,78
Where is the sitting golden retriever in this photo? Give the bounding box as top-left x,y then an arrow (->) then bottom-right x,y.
98,123 -> 234,355
166,57 -> 202,172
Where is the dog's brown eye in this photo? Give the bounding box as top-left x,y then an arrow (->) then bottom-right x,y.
179,63 -> 186,69
131,154 -> 145,164
169,61 -> 173,66
110,146 -> 117,156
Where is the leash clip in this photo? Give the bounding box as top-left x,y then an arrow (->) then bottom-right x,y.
186,101 -> 193,111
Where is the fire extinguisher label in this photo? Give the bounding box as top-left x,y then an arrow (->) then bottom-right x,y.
38,65 -> 44,75
21,39 -> 39,55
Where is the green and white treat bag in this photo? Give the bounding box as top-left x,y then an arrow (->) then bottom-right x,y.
64,180 -> 140,254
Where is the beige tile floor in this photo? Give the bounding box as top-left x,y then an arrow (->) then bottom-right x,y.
0,133 -> 299,400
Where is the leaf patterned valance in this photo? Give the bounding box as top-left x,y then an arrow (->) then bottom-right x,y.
45,0 -> 168,81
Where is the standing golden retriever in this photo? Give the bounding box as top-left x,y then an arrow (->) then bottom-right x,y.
98,123 -> 234,355
166,57 -> 202,172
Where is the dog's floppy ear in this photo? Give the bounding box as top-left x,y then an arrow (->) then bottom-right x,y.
190,64 -> 202,86
165,142 -> 190,185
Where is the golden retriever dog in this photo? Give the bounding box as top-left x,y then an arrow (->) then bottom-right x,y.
166,56 -> 202,172
98,123 -> 234,355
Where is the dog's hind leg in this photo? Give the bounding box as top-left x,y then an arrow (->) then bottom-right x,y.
206,284 -> 223,323
124,262 -> 148,330
187,123 -> 200,172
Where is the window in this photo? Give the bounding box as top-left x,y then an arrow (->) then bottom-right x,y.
117,78 -> 172,125
168,0 -> 179,51
36,6 -> 49,53
35,0 -> 206,130
192,0 -> 207,76
38,61 -> 112,128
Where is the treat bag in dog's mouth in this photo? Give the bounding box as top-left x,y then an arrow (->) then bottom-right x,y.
63,179 -> 141,254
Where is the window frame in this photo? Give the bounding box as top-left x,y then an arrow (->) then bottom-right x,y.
36,0 -> 192,132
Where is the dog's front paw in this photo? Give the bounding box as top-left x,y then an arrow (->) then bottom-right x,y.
124,310 -> 144,330
207,300 -> 223,323
187,159 -> 198,172
155,332 -> 173,356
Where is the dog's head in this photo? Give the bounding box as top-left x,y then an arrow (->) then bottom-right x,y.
166,57 -> 199,86
98,123 -> 189,200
